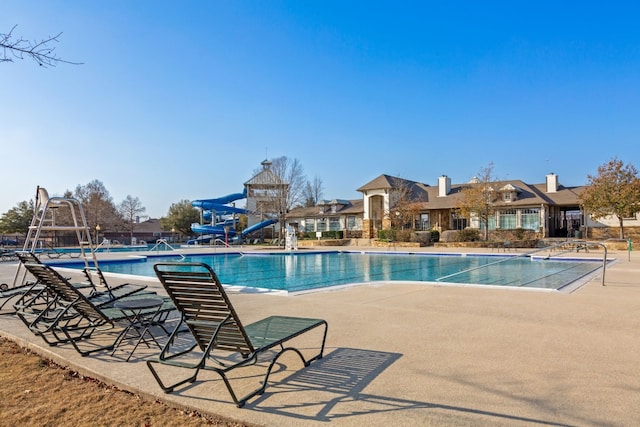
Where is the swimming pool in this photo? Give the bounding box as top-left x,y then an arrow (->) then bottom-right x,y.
54,251 -> 606,293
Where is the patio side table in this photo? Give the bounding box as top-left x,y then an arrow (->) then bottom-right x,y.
111,297 -> 165,362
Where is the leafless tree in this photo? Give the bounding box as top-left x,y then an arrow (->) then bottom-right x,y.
457,163 -> 502,241
251,156 -> 307,217
303,176 -> 324,207
386,176 -> 422,232
251,156 -> 307,241
270,156 -> 307,211
1,25 -> 82,67
118,195 -> 147,243
72,180 -> 122,232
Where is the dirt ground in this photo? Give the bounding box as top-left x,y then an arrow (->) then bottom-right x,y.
0,337 -> 254,427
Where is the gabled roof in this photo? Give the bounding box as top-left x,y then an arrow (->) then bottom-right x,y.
317,199 -> 351,206
529,183 -> 585,206
244,168 -> 285,187
287,199 -> 364,218
340,199 -> 364,214
357,174 -> 422,192
500,183 -> 520,192
415,179 -> 585,210
357,174 -> 431,202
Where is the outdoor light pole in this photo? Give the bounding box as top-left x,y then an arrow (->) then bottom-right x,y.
95,224 -> 101,245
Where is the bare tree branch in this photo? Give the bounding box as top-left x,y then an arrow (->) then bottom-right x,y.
1,25 -> 82,67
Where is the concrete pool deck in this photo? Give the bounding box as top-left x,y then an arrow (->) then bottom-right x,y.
1,245 -> 639,426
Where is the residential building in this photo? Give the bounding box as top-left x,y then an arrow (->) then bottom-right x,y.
289,172 -> 593,240
287,199 -> 364,238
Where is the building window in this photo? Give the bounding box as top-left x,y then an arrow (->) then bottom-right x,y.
499,209 -> 517,229
347,216 -> 356,230
451,210 -> 466,230
480,215 -> 497,231
520,209 -> 540,230
504,192 -> 512,202
317,218 -> 327,232
304,218 -> 315,232
329,217 -> 340,231
418,213 -> 429,230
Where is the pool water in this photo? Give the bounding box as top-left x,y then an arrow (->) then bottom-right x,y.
69,251 -> 604,292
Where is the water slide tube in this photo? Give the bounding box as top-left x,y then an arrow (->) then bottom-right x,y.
190,189 -> 274,243
191,189 -> 247,235
190,223 -> 238,236
190,218 -> 278,239
240,218 -> 278,236
191,189 -> 248,216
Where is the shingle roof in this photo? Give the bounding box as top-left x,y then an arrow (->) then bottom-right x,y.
357,174 -> 417,192
288,199 -> 363,217
295,174 -> 587,216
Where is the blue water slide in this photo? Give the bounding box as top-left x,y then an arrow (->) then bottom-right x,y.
190,223 -> 238,236
190,189 -> 277,243
192,189 -> 248,216
241,218 -> 278,236
192,189 -> 246,208
193,202 -> 248,215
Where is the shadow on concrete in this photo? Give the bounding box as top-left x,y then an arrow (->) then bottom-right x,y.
249,347 -> 574,426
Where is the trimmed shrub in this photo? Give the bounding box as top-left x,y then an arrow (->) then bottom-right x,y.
323,230 -> 343,239
378,229 -> 392,241
457,228 -> 480,242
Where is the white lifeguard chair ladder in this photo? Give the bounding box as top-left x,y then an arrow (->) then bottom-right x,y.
12,186 -> 99,287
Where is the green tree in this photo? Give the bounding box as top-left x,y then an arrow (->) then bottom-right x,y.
0,200 -> 34,234
160,200 -> 200,237
579,158 -> 640,239
118,195 -> 147,244
457,163 -> 501,241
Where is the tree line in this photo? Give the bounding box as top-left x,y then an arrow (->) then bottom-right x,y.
0,180 -> 146,243
0,156 -> 324,241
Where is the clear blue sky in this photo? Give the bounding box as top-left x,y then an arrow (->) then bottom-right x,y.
2,1 -> 639,218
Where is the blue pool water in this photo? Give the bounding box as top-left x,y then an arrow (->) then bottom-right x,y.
56,251 -> 605,292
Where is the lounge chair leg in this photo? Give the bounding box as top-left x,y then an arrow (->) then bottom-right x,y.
146,360 -> 201,393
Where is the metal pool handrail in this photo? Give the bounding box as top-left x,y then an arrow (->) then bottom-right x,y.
534,240 -> 608,286
436,240 -> 608,287
150,239 -> 186,260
